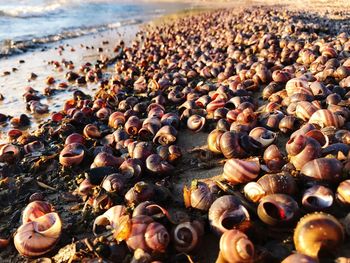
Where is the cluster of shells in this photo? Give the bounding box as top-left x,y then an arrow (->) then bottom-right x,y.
2,6 -> 350,263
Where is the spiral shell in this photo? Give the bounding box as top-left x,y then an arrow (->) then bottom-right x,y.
219,229 -> 254,263
295,101 -> 318,121
187,114 -> 206,133
153,125 -> 178,146
257,194 -> 299,226
183,181 -> 214,211
249,127 -> 276,147
282,253 -> 318,263
286,135 -> 321,170
125,215 -> 153,251
208,195 -> 250,235
93,205 -> 127,235
125,116 -> 142,136
101,173 -> 125,193
302,185 -> 334,211
244,173 -> 296,203
108,111 -> 125,128
223,158 -> 260,185
59,143 -> 85,167
83,124 -> 101,139
22,201 -> 53,224
263,144 -> 285,172
294,213 -> 344,258
336,180 -> 350,205
285,78 -> 312,97
309,109 -> 345,128
300,158 -> 343,182
207,129 -> 224,154
145,154 -> 174,175
219,131 -> 247,158
172,220 -> 204,253
144,222 -> 170,252
0,143 -> 21,163
14,212 -> 62,257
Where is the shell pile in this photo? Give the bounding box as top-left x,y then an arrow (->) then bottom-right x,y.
1,5 -> 350,263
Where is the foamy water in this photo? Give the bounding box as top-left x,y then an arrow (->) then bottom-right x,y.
0,0 -> 189,56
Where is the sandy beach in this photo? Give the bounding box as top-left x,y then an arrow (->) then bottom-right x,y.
1,1 -> 350,262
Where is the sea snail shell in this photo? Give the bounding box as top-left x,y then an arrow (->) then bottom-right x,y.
22,201 -> 53,224
257,194 -> 299,226
172,220 -> 204,253
208,195 -> 250,235
294,213 -> 344,259
309,109 -> 345,128
183,181 -> 214,211
281,253 -> 318,263
219,229 -> 255,263
244,173 -> 296,203
302,185 -> 334,211
336,179 -> 350,206
223,158 -> 260,185
93,205 -> 127,235
286,134 -> 321,170
126,215 -> 170,253
14,212 -> 62,257
59,143 -> 85,167
300,158 -> 343,182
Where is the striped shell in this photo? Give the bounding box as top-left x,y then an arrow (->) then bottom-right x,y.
309,109 -> 345,128
223,158 -> 260,185
219,229 -> 254,263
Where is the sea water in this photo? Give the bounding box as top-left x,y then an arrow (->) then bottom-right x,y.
0,0 -> 189,56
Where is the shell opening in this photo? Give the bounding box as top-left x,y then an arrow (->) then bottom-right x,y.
263,202 -> 285,220
176,227 -> 193,245
236,238 -> 254,259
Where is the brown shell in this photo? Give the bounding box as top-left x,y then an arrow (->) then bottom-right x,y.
183,181 -> 214,211
294,213 -> 344,258
302,185 -> 334,211
14,212 -> 62,257
208,195 -> 250,235
286,135 -> 321,170
249,127 -> 276,147
336,179 -> 350,205
309,109 -> 345,128
59,143 -> 85,167
300,158 -> 343,182
187,114 -> 206,133
282,253 -> 318,263
126,215 -> 154,251
219,131 -> 247,158
219,229 -> 254,263
295,101 -> 318,121
263,144 -> 285,172
125,116 -> 142,136
83,124 -> 101,139
257,194 -> 299,226
172,221 -> 204,253
144,222 -> 170,252
223,158 -> 260,185
285,78 -> 312,97
153,125 -> 178,146
244,173 -> 296,202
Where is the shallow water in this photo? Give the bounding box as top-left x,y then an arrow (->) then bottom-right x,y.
0,0 -> 190,56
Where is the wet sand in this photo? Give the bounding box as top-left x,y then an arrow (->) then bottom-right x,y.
0,25 -> 139,142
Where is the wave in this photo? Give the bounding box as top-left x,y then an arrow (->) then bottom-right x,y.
0,18 -> 142,57
0,1 -> 70,18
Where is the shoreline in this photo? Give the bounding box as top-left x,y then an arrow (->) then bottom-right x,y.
0,2 -> 205,142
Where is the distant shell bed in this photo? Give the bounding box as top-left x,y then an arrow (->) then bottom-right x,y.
2,5 -> 350,263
